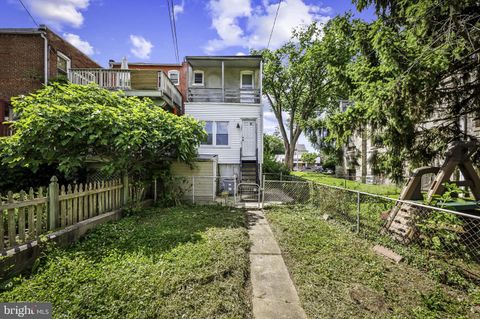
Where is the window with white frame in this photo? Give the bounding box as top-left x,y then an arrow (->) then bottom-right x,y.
57,51 -> 71,75
202,121 -> 213,145
168,70 -> 180,85
240,71 -> 254,89
200,121 -> 229,146
193,70 -> 204,86
216,121 -> 229,145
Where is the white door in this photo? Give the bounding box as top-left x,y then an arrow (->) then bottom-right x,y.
242,120 -> 256,158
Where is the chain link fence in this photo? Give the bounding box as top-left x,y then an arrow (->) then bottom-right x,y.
171,176 -> 237,205
262,177 -> 480,278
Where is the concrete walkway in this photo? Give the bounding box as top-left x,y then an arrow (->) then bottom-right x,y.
247,210 -> 307,319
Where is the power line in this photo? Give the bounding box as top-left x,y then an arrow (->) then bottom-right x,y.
18,0 -> 38,27
170,0 -> 180,62
166,0 -> 180,62
267,0 -> 282,49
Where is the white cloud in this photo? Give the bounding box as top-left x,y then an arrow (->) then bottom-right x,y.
63,32 -> 94,55
204,0 -> 330,54
129,35 -> 153,59
25,0 -> 90,29
173,1 -> 184,19
236,52 -> 246,56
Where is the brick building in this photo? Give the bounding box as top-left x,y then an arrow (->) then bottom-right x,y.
0,25 -> 100,135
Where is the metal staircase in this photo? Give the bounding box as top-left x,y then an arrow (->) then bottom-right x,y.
238,148 -> 260,202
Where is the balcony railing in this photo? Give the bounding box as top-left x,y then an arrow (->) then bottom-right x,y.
158,71 -> 183,109
69,69 -> 131,90
188,88 -> 260,104
68,69 -> 183,111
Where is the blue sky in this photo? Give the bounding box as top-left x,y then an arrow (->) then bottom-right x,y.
2,0 -> 374,150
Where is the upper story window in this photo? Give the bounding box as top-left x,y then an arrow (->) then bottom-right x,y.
168,70 -> 180,85
193,70 -> 204,86
240,71 -> 254,89
57,51 -> 71,75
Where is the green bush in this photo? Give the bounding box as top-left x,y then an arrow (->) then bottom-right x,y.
263,156 -> 290,177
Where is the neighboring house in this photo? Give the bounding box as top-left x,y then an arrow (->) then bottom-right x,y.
184,55 -> 263,184
336,100 -> 480,184
108,60 -> 186,115
274,144 -> 320,170
0,25 -> 101,136
70,59 -> 183,115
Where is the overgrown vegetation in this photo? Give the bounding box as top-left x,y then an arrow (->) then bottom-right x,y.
293,171 -> 401,196
263,133 -> 290,176
0,206 -> 252,319
307,1 -> 480,180
266,205 -> 479,318
0,83 -> 206,180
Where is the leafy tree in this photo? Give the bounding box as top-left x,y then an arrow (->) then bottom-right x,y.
264,133 -> 285,158
301,152 -> 318,166
322,1 -> 480,181
254,23 -> 341,170
0,83 -> 206,179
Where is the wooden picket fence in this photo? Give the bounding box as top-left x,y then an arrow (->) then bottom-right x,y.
56,179 -> 123,229
0,188 -> 47,251
1,175 -> 152,252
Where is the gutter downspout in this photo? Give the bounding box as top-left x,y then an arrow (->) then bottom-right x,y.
39,25 -> 48,85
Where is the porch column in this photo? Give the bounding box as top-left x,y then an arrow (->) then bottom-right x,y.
221,61 -> 225,102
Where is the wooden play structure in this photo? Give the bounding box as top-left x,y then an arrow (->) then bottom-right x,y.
384,140 -> 480,242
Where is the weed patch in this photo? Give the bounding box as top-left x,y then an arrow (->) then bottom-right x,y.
266,205 -> 478,318
0,206 -> 252,319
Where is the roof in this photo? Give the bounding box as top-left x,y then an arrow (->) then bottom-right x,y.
110,61 -> 183,67
0,27 -> 45,35
295,144 -> 308,152
186,55 -> 262,61
196,154 -> 218,161
186,55 -> 262,68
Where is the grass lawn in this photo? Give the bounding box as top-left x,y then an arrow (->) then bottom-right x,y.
266,205 -> 480,319
292,172 -> 401,196
0,206 -> 252,319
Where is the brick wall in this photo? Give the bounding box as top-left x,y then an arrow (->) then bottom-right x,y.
0,28 -> 100,102
0,27 -> 101,136
0,33 -> 45,101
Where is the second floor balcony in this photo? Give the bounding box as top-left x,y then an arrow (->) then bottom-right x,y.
188,87 -> 260,104
186,56 -> 262,104
68,69 -> 183,113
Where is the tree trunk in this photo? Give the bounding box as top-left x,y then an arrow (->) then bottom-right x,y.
284,145 -> 296,170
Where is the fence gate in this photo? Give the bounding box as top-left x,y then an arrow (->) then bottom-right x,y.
236,182 -> 261,204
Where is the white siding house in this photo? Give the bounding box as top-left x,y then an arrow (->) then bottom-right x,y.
184,56 -> 263,183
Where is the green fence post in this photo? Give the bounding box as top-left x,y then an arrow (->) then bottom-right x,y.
48,176 -> 59,230
356,191 -> 361,234
153,178 -> 158,203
